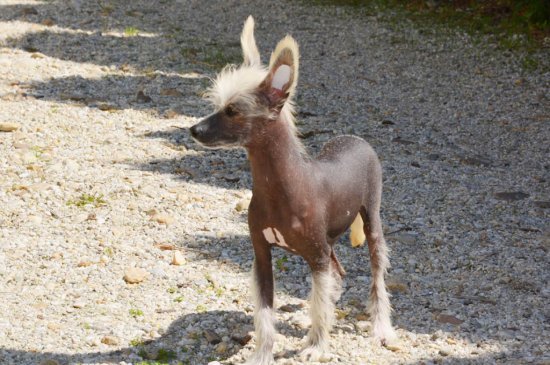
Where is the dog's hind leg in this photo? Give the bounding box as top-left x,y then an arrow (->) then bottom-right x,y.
360,204 -> 396,345
245,243 -> 275,365
300,251 -> 341,362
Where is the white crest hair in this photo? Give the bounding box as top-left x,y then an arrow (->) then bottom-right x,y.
204,16 -> 300,137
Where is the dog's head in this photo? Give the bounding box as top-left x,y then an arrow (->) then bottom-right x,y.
190,16 -> 299,148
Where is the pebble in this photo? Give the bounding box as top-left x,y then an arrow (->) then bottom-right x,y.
20,150 -> 37,164
355,321 -> 370,332
216,341 -> 228,354
279,304 -> 296,312
28,215 -> 42,225
204,329 -> 221,344
231,333 -> 252,346
0,122 -> 20,132
235,199 -> 250,212
171,250 -> 185,265
151,212 -> 175,225
436,314 -> 464,325
123,267 -> 148,284
101,335 -> 119,346
39,360 -> 60,365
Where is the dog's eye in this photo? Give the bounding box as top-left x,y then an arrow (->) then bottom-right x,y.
225,104 -> 238,117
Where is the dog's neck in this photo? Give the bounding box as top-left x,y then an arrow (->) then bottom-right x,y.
246,116 -> 309,200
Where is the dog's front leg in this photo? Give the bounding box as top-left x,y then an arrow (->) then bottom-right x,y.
245,240 -> 275,365
300,249 -> 341,363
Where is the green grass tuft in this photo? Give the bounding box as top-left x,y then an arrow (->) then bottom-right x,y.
124,26 -> 139,36
67,193 -> 107,208
129,308 -> 144,318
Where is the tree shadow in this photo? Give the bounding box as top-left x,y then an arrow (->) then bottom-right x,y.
23,73 -> 210,118
0,1 -> 175,33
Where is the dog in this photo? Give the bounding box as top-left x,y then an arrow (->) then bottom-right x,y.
190,16 -> 396,364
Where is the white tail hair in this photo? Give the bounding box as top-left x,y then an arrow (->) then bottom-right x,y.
350,213 -> 366,247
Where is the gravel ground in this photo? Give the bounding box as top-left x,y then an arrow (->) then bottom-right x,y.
0,0 -> 549,364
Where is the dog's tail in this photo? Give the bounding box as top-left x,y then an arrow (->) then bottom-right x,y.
350,213 -> 366,247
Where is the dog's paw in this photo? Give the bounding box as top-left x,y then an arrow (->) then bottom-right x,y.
372,321 -> 397,346
243,350 -> 274,365
299,345 -> 335,363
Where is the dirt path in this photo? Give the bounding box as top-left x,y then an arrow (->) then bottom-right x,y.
0,1 -> 548,364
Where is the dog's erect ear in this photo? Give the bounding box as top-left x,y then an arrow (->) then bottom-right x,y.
241,16 -> 261,67
260,35 -> 299,109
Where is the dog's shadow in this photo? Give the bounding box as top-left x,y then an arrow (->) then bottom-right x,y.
0,309 -> 307,365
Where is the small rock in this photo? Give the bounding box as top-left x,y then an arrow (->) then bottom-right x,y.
97,103 -> 117,111
41,18 -> 55,26
160,88 -> 183,97
39,360 -> 60,365
231,333 -> 252,346
223,173 -> 240,182
387,280 -> 408,293
279,304 -> 296,313
20,6 -> 38,15
215,341 -> 228,354
436,314 -> 464,325
392,233 -> 416,244
439,349 -> 450,356
204,329 -> 221,344
164,109 -> 179,119
28,215 -> 42,225
171,250 -> 185,265
384,343 -> 402,352
13,141 -> 29,149
151,213 -> 175,225
392,137 -> 415,145
355,321 -> 370,332
72,300 -> 85,309
20,150 -> 37,164
207,361 -> 222,365
0,122 -> 20,132
47,323 -> 61,332
101,335 -> 119,346
123,267 -> 148,284
136,90 -> 152,103
494,191 -> 529,201
235,199 -> 250,212
534,201 -> 550,209
291,314 -> 310,329
460,155 -> 492,166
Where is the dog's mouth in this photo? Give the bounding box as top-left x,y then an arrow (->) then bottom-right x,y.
189,133 -> 241,150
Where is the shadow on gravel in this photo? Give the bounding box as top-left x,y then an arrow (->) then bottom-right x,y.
0,1 -> 242,73
133,147 -> 252,191
24,73 -> 210,118
0,2 -> 185,34
0,310 -> 258,364
180,233 -> 312,301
